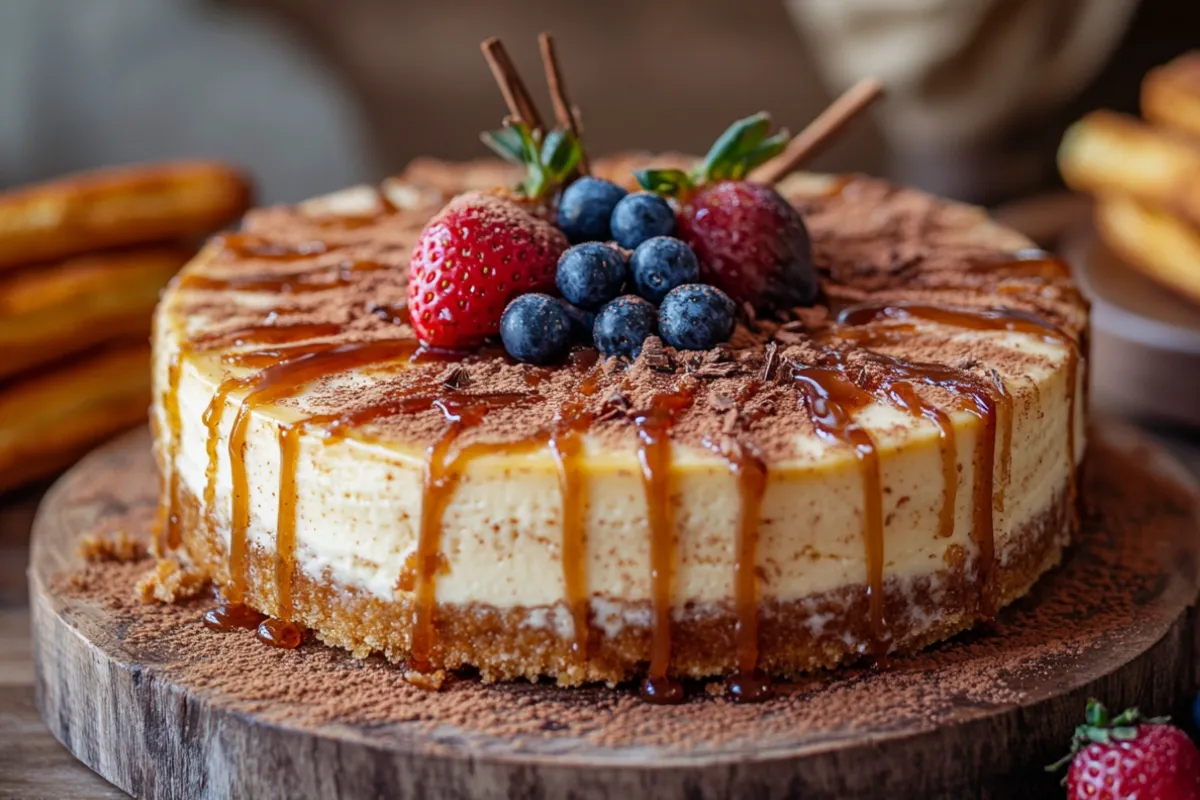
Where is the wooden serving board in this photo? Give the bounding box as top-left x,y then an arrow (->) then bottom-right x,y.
30,426 -> 1200,799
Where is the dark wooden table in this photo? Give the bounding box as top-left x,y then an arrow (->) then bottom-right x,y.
2,423 -> 1199,799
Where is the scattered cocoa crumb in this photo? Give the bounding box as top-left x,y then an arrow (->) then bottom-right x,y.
760,341 -> 779,382
135,558 -> 209,603
707,393 -> 736,411
77,530 -> 147,563
43,433 -> 1192,754
441,365 -> 470,390
638,336 -> 673,372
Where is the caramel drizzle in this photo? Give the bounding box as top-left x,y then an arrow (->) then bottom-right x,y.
886,382 -> 957,538
720,439 -> 770,699
547,365 -> 602,663
702,378 -> 773,701
839,300 -> 1081,522
217,340 -> 419,602
792,365 -> 888,654
180,259 -> 385,295
275,424 -> 301,619
156,351 -> 185,553
213,233 -> 330,261
408,394 -> 543,670
635,388 -> 697,704
835,300 -> 1085,617
192,321 -> 346,353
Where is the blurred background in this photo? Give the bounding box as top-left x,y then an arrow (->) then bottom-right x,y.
0,0 -> 1195,205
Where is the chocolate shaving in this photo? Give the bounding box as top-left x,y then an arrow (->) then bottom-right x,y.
761,342 -> 779,382
639,336 -> 674,372
594,390 -> 631,423
441,366 -> 471,391
694,362 -> 741,378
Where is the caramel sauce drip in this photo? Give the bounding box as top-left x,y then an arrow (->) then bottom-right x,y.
275,424 -> 301,620
634,388 -> 697,704
793,366 -> 888,655
155,352 -> 184,553
723,439 -> 771,702
222,340 -> 421,602
705,378 -> 773,702
837,300 -> 1081,520
181,260 -> 385,295
886,382 -> 957,538
214,233 -> 330,261
193,321 -> 347,353
203,602 -> 266,632
548,365 -> 602,664
256,618 -> 303,649
408,393 -> 542,671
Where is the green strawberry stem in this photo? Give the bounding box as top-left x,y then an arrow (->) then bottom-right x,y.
480,120 -> 582,200
1046,698 -> 1170,776
634,112 -> 790,199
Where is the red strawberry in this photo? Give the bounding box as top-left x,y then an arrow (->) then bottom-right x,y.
636,112 -> 818,312
408,191 -> 567,348
1050,699 -> 1200,800
677,180 -> 816,311
408,120 -> 583,348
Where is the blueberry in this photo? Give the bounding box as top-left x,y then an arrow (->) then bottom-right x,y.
557,177 -> 628,243
556,243 -> 627,310
610,192 -> 676,249
593,295 -> 658,358
499,293 -> 571,364
556,297 -> 596,344
630,236 -> 700,304
658,284 -> 736,350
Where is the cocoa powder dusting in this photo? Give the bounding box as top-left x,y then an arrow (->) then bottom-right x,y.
47,435 -> 1195,752
164,159 -> 1086,465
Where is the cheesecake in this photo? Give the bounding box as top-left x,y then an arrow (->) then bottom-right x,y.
150,156 -> 1087,698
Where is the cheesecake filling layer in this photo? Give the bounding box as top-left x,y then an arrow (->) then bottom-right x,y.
167,333 -> 1080,623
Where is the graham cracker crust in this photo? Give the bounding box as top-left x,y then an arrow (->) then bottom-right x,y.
175,484 -> 1071,685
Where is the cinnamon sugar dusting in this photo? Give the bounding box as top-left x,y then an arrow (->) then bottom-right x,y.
48,435 -> 1195,750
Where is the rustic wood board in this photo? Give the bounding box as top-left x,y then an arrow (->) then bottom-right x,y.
29,426 -> 1200,799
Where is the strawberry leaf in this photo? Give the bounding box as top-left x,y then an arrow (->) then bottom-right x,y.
541,129 -> 582,184
698,112 -> 772,182
481,127 -> 526,164
733,130 -> 791,178
635,168 -> 693,197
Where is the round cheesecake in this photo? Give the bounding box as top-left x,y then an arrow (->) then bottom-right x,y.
151,156 -> 1087,689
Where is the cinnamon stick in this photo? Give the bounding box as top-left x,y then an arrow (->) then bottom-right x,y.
749,77 -> 884,185
480,37 -> 546,132
537,31 -> 590,175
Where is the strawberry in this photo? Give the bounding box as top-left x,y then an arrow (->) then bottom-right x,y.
408,123 -> 579,347
635,113 -> 818,312
1049,699 -> 1200,800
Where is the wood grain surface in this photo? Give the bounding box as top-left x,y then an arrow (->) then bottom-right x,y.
17,425 -> 1200,799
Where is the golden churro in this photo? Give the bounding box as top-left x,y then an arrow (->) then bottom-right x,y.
0,247 -> 188,380
1095,193 -> 1200,307
0,161 -> 251,271
0,343 -> 150,493
1142,51 -> 1200,141
1059,111 -> 1200,229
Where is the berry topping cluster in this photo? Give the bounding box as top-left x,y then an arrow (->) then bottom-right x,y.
408,103 -> 819,364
